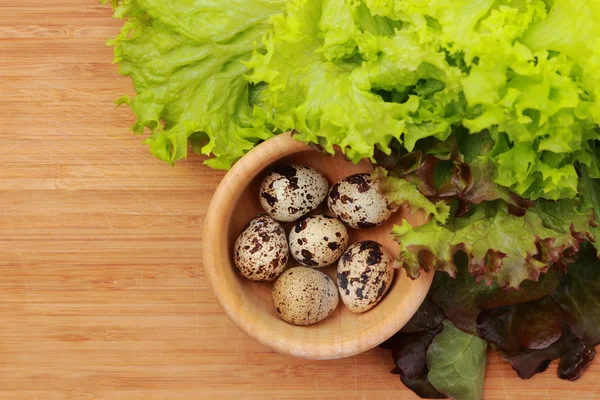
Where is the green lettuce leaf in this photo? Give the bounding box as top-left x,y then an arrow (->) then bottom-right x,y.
372,168 -> 450,224
107,0 -> 285,168
426,320 -> 487,400
246,0 -> 447,162
580,165 -> 600,255
107,0 -> 600,204
521,0 -> 600,65
394,200 -> 594,288
245,0 -> 600,199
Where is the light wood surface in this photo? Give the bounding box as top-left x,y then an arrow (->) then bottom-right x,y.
0,1 -> 598,399
203,133 -> 433,359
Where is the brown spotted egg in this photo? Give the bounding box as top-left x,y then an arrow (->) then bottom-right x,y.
337,241 -> 394,313
328,173 -> 392,229
259,165 -> 329,222
272,267 -> 339,326
289,215 -> 349,268
234,215 -> 289,281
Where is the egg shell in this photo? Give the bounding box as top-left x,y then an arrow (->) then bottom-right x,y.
233,215 -> 289,281
289,215 -> 349,268
328,173 -> 393,229
337,241 -> 394,313
272,267 -> 339,326
259,165 -> 329,222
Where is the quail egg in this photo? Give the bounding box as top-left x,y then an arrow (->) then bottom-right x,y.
272,267 -> 339,326
289,215 -> 349,268
328,173 -> 393,229
234,215 -> 289,281
259,165 -> 329,222
337,241 -> 394,313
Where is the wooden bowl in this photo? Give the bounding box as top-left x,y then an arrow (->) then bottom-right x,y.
203,133 -> 434,359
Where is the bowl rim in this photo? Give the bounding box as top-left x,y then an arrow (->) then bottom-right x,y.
202,132 -> 434,359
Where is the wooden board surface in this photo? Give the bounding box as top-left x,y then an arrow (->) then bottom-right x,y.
0,1 -> 598,399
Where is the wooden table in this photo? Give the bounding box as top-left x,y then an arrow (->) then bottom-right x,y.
0,1 -> 598,399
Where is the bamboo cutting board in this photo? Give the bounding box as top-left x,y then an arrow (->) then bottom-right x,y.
0,1 -> 598,399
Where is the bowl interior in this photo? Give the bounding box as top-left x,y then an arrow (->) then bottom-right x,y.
205,136 -> 432,359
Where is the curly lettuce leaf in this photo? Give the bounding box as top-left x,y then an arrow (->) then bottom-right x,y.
521,0 -> 600,65
245,0 -> 465,162
107,0 -> 600,203
393,200 -> 594,288
398,148 -> 474,201
244,0 -> 600,200
107,0 -> 285,168
580,165 -> 600,255
372,168 -> 450,224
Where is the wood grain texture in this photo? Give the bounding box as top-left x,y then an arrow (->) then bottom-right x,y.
0,1 -> 598,399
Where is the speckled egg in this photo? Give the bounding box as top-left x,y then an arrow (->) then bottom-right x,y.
234,215 -> 289,281
328,173 -> 393,229
289,215 -> 349,268
337,241 -> 395,313
272,267 -> 339,326
259,165 -> 329,222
